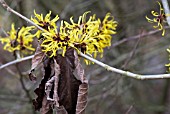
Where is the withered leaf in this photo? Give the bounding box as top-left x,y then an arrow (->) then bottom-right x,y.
74,50 -> 88,114
53,59 -> 60,107
31,44 -> 45,70
29,44 -> 45,81
33,48 -> 88,114
56,106 -> 68,114
44,59 -> 61,107
33,58 -> 53,111
74,50 -> 87,83
45,77 -> 55,101
76,83 -> 88,114
41,95 -> 53,114
55,48 -> 81,114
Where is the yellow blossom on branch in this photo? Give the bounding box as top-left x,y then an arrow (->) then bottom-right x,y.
31,10 -> 59,37
41,26 -> 70,57
145,1 -> 168,36
68,12 -> 117,58
0,23 -> 35,54
33,11 -> 117,64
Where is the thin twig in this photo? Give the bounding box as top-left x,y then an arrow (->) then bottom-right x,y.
0,61 -> 19,76
79,52 -> 170,80
125,105 -> 133,114
0,55 -> 34,70
0,27 -> 8,36
121,30 -> 142,69
111,26 -> 170,48
0,52 -> 169,80
0,0 -> 45,31
1,51 -> 170,80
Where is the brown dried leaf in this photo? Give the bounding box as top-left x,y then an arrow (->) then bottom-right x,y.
41,95 -> 53,114
31,45 -> 45,71
33,48 -> 88,114
74,50 -> 88,114
55,48 -> 81,114
33,58 -> 53,111
45,77 -> 55,101
56,106 -> 68,114
29,44 -> 45,81
44,59 -> 61,108
53,59 -> 60,107
74,50 -> 87,83
76,83 -> 88,114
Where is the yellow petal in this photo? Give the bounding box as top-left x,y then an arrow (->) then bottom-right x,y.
151,11 -> 159,16
45,11 -> 51,22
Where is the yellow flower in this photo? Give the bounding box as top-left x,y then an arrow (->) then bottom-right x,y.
31,10 -> 59,38
0,23 -> 35,54
41,27 -> 69,57
145,1 -> 167,36
38,11 -> 117,64
66,12 -> 117,61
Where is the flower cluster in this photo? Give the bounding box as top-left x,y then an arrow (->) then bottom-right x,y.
31,11 -> 118,60
145,1 -> 167,36
0,23 -> 35,54
65,12 -> 117,58
31,10 -> 59,38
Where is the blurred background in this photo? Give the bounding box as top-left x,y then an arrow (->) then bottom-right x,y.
0,0 -> 170,114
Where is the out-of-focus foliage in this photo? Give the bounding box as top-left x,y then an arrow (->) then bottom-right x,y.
0,0 -> 170,114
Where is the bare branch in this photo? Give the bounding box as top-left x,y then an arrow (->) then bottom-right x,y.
79,52 -> 170,80
1,52 -> 170,80
121,30 -> 142,69
125,105 -> 133,114
0,55 -> 34,70
112,26 -> 170,47
0,0 -> 45,31
0,52 -> 170,80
